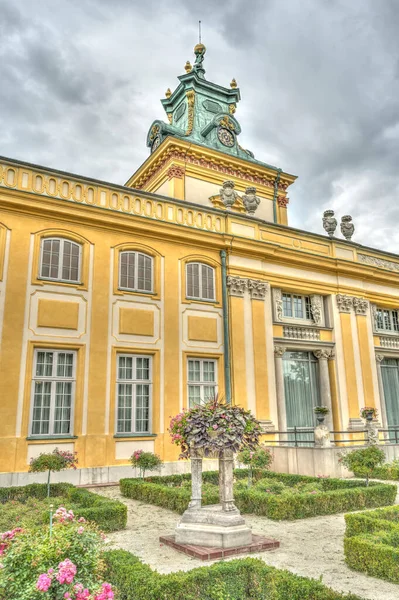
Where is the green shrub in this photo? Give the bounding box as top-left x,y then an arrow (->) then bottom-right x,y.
0,483 -> 127,532
29,448 -> 78,497
344,504 -> 399,583
254,478 -> 286,495
120,470 -> 396,520
104,549 -> 365,600
339,446 -> 385,485
130,450 -> 162,478
237,445 -> 273,488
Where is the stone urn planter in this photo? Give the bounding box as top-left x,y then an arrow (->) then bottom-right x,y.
168,397 -> 262,548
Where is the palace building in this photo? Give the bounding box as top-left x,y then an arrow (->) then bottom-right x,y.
1,44 -> 399,484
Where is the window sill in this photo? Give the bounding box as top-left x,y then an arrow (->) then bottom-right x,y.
378,331 -> 399,337
113,433 -> 157,439
38,277 -> 82,286
26,436 -> 78,441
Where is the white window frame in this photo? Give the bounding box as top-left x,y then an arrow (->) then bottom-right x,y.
186,262 -> 216,302
39,237 -> 82,283
115,354 -> 153,434
29,349 -> 76,437
187,358 -> 218,407
376,307 -> 399,334
282,293 -> 312,323
118,251 -> 154,293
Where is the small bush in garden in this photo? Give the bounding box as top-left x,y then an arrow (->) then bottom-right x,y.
237,445 -> 273,487
0,506 -> 114,600
29,449 -> 78,497
339,446 -> 386,486
254,478 -> 286,495
130,450 -> 162,479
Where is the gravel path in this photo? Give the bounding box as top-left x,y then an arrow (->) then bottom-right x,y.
94,485 -> 399,600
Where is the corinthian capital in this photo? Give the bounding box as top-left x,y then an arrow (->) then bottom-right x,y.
336,294 -> 353,313
226,276 -> 247,297
274,345 -> 286,358
353,297 -> 368,316
247,279 -> 268,300
313,349 -> 332,360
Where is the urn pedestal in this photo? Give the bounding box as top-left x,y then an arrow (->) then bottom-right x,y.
175,504 -> 252,548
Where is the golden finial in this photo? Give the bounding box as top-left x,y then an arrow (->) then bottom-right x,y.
165,88 -> 172,98
230,78 -> 237,89
184,61 -> 192,73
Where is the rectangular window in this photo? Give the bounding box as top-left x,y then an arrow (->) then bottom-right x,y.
187,358 -> 217,407
282,293 -> 312,321
186,263 -> 216,301
30,350 -> 76,436
116,355 -> 152,433
119,252 -> 153,293
40,238 -> 81,283
376,308 -> 399,333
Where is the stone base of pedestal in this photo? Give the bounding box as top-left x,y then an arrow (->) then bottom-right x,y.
160,533 -> 280,561
175,504 -> 252,548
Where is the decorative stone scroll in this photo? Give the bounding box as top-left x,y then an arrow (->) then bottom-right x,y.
375,353 -> 385,362
273,288 -> 283,322
274,345 -> 286,358
247,279 -> 268,300
358,253 -> 399,273
310,295 -> 323,325
226,276 -> 247,297
313,349 -> 333,360
336,294 -> 353,313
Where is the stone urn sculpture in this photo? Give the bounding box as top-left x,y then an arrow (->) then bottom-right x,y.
340,215 -> 355,241
242,187 -> 260,216
322,210 -> 337,238
220,180 -> 238,210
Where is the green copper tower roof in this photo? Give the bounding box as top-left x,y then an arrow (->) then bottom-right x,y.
146,44 -> 279,170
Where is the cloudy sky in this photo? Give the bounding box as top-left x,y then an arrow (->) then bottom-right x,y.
1,0 -> 399,251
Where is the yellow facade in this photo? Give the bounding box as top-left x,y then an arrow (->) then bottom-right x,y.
1,51 -> 399,481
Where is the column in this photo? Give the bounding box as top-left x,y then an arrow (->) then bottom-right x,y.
219,449 -> 236,512
314,349 -> 334,431
375,353 -> 388,429
274,345 -> 287,436
188,448 -> 202,509
226,276 -> 248,408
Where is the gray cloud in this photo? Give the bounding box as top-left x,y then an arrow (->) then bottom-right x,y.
1,0 -> 399,251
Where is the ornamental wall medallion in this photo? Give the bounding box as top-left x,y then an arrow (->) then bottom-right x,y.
310,295 -> 323,325
151,135 -> 161,153
175,102 -> 186,122
273,288 -> 283,322
202,100 -> 222,114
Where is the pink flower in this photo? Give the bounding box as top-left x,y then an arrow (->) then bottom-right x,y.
77,526 -> 84,534
56,558 -> 77,585
94,583 -> 114,600
36,573 -> 52,592
212,424 -> 218,430
78,517 -> 86,523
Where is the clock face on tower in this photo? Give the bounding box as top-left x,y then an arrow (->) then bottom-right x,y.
151,135 -> 161,153
217,126 -> 235,147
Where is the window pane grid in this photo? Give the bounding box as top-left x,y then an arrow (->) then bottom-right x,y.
119,252 -> 153,293
188,359 -> 217,407
40,238 -> 81,283
31,351 -> 75,437
282,293 -> 312,321
376,308 -> 399,332
186,263 -> 215,301
116,355 -> 152,433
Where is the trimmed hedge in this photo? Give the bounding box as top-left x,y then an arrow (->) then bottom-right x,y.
344,504 -> 399,583
120,470 -> 396,520
0,483 -> 127,532
103,549 -> 365,600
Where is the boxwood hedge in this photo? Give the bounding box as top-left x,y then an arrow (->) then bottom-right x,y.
104,549 -> 365,600
120,469 -> 396,520
0,482 -> 127,532
344,504 -> 399,582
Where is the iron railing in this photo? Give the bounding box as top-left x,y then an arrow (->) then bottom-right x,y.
261,426 -> 399,447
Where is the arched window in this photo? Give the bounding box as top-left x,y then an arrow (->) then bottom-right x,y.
39,238 -> 81,283
119,251 -> 153,293
186,262 -> 215,301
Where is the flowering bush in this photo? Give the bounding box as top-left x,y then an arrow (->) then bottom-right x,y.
237,446 -> 273,487
29,449 -> 78,497
339,446 -> 386,486
0,504 -> 114,600
129,450 -> 162,479
168,397 -> 262,459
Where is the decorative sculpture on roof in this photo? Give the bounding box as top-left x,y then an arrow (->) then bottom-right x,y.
322,210 -> 337,238
242,187 -> 260,216
220,180 -> 238,210
192,43 -> 206,78
341,215 -> 355,241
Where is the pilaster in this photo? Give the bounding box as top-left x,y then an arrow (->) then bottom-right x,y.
313,349 -> 334,430
274,345 -> 287,434
336,295 -> 361,425
167,165 -> 185,200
